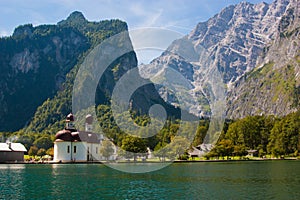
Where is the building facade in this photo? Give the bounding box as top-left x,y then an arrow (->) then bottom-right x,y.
54,114 -> 117,162
188,144 -> 214,158
0,142 -> 27,162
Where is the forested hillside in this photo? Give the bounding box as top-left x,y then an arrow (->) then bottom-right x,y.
0,11 -> 127,131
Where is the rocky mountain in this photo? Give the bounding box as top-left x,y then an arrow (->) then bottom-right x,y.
140,0 -> 299,118
227,0 -> 300,118
1,0 -> 299,133
4,12 -> 180,134
0,12 -> 128,131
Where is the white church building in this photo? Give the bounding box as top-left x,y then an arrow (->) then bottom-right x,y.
54,113 -> 117,162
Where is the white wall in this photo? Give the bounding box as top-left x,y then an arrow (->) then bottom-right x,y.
54,141 -> 110,162
86,143 -> 102,161
54,141 -> 72,162
72,142 -> 87,162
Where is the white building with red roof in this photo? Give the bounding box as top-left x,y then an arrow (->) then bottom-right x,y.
54,113 -> 116,162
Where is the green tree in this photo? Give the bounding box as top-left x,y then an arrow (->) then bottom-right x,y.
257,144 -> 266,158
14,134 -> 35,150
121,136 -> 147,161
37,148 -> 46,156
225,115 -> 274,152
100,140 -> 115,160
153,142 -> 168,161
33,135 -> 53,150
204,150 -> 218,160
28,146 -> 38,156
117,148 -> 133,160
214,139 -> 234,159
233,144 -> 247,158
192,125 -> 208,147
268,120 -> 287,157
267,112 -> 300,156
46,147 -> 54,157
165,136 -> 190,160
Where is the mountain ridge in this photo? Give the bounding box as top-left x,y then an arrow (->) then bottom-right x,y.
141,0 -> 299,118
1,0 -> 299,132
0,12 -> 128,131
227,0 -> 300,118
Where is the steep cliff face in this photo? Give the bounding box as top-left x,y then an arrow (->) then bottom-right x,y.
0,11 -> 184,133
0,26 -> 88,131
227,0 -> 300,118
0,12 -> 127,131
1,1 -> 299,132
22,13 -> 183,133
151,0 -> 290,83
141,0 -> 299,118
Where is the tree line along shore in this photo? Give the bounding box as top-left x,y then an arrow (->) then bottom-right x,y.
0,106 -> 299,162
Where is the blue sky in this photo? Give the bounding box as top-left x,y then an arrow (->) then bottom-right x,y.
0,0 -> 274,37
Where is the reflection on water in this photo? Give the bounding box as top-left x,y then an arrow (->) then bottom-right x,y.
0,164 -> 25,199
0,164 -> 25,170
107,162 -> 171,173
0,161 -> 299,199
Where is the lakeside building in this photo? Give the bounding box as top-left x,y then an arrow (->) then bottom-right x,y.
54,113 -> 117,162
188,143 -> 213,158
246,149 -> 258,157
0,142 -> 27,162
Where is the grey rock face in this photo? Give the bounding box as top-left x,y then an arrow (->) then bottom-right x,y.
10,49 -> 39,73
186,0 -> 290,85
227,0 -> 300,118
141,0 -> 297,118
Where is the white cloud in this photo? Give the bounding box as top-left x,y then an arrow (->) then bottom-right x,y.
0,0 -> 276,37
0,30 -> 9,37
129,4 -> 163,27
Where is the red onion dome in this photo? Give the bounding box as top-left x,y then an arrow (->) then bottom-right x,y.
55,129 -> 73,142
71,132 -> 82,142
66,113 -> 74,122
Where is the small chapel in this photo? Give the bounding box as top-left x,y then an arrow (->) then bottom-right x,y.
54,113 -> 114,162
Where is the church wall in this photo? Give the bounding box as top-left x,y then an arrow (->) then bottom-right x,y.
54,141 -> 72,162
72,142 -> 87,161
86,143 -> 102,161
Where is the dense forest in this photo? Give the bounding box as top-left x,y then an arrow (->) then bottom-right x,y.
208,110 -> 300,159
1,106 -> 299,160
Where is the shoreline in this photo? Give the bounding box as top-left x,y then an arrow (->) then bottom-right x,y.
174,157 -> 299,163
0,157 -> 298,165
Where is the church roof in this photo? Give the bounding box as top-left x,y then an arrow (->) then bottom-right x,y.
55,129 -> 73,142
66,113 -> 74,122
55,129 -> 100,143
55,113 -> 101,143
76,131 -> 100,143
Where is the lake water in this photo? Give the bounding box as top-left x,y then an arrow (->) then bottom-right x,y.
0,161 -> 299,199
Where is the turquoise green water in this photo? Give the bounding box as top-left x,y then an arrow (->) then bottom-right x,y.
0,161 -> 299,199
